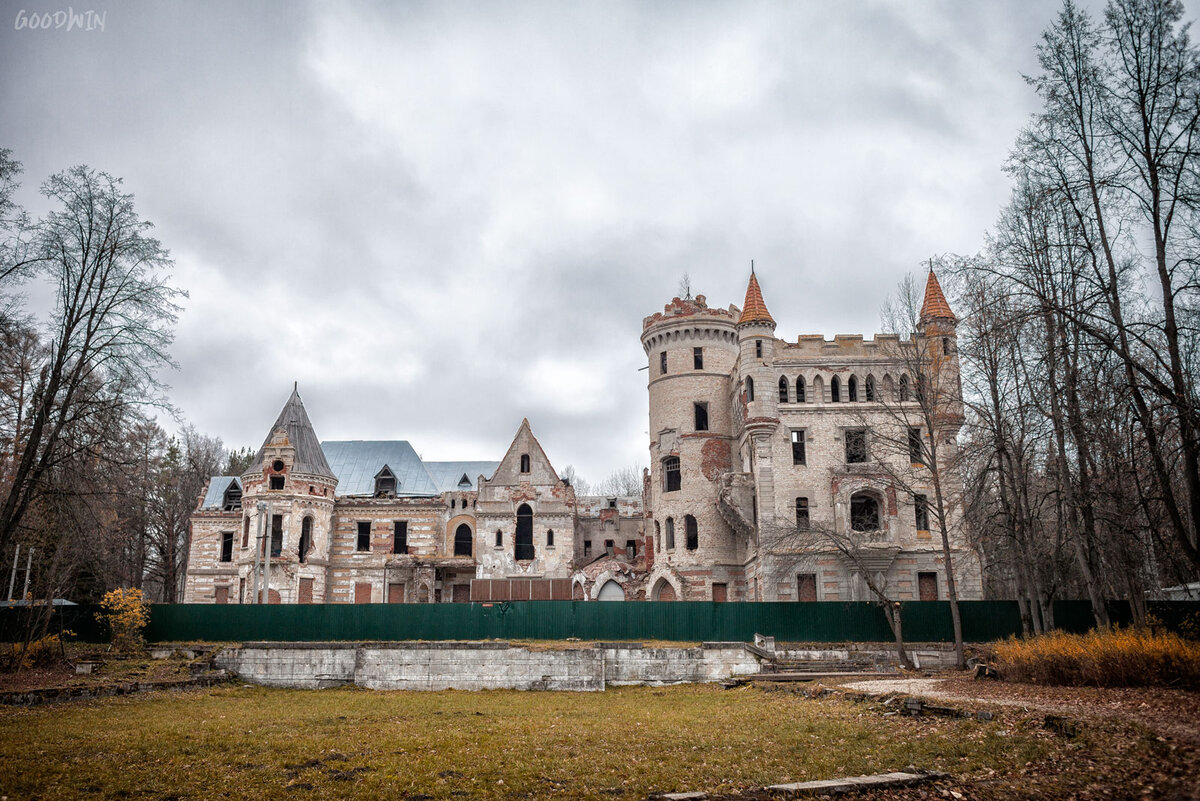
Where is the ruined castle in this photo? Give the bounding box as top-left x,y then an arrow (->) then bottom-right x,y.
183,271 -> 983,604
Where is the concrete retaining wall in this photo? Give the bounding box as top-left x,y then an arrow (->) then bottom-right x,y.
217,641 -> 760,691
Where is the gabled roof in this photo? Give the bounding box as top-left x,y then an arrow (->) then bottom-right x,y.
490,418 -> 560,485
250,387 -> 335,478
321,440 -> 439,496
920,270 -> 956,322
200,477 -> 242,510
736,269 -> 775,327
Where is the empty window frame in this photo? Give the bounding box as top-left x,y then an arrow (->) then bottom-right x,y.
515,503 -> 534,560
694,402 -> 709,432
356,521 -> 371,552
605,539 -> 615,556
220,530 -> 234,563
519,453 -> 531,473
914,494 -> 929,531
660,351 -> 668,374
665,517 -> 675,549
663,456 -> 681,492
850,492 -> 881,531
625,539 -> 637,557
223,483 -> 242,511
374,466 -> 397,497
865,375 -> 876,401
791,429 -> 806,465
778,376 -> 789,403
898,374 -> 910,402
795,497 -> 810,529
845,429 -> 868,463
795,376 -> 806,403
453,523 -> 471,556
693,347 -> 703,369
685,514 -> 698,550
584,539 -> 592,557
495,530 -> 503,547
547,529 -> 555,547
299,516 -> 313,563
270,514 -> 283,557
269,474 -> 285,491
943,336 -> 953,355
394,520 -> 408,554
745,376 -> 755,402
909,427 -> 923,464
242,516 -> 251,548
848,375 -> 858,402
830,375 -> 841,402
755,339 -> 763,358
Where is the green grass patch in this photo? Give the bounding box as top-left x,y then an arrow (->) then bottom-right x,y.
0,684 -> 1063,799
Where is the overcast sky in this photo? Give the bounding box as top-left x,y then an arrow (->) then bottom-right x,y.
1,0 -> 1123,484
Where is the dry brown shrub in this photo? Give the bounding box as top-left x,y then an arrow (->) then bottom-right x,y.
995,629 -> 1200,689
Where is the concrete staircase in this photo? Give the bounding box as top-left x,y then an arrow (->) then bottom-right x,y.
743,638 -> 901,683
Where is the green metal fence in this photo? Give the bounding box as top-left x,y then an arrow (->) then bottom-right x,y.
4,600 -> 1198,644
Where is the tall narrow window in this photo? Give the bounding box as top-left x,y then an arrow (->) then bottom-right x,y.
220,531 -> 233,563
791,430 -> 806,465
745,377 -> 755,402
665,517 -> 675,549
755,339 -> 763,358
495,530 -> 503,547
865,375 -> 876,401
625,539 -> 637,558
693,347 -> 703,369
356,521 -> 371,552
515,504 -> 534,560
830,375 -> 841,402
299,517 -> 313,563
685,515 -> 698,550
270,515 -> 283,556
909,428 -> 923,464
795,498 -> 809,529
899,374 -> 910,402
242,516 -> 250,548
584,540 -> 592,557
914,494 -> 929,531
845,429 -> 868,463
942,337 -> 952,355
848,375 -> 858,402
660,351 -> 667,374
694,403 -> 709,432
663,456 -> 681,492
393,520 -> 408,554
519,453 -> 530,473
546,529 -> 554,547
796,376 -> 806,402
454,523 -> 471,556
778,376 -> 789,403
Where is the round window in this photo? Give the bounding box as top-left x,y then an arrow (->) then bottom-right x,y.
271,459 -> 285,472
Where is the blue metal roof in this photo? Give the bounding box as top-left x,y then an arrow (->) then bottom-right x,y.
200,477 -> 241,510
424,461 -> 500,492
319,441 -> 496,497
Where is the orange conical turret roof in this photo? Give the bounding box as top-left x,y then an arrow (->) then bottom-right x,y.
920,269 -> 956,323
737,269 -> 775,327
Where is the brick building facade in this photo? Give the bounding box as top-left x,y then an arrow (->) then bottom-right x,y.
183,271 -> 982,604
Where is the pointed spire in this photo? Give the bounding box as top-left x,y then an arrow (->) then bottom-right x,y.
249,386 -> 335,478
737,267 -> 775,327
920,269 -> 956,323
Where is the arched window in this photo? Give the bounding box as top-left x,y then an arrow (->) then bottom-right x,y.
830,375 -> 841,402
745,377 -> 755,402
850,492 -> 881,532
685,515 -> 698,550
778,376 -> 789,403
597,580 -> 625,601
495,530 -> 502,547
515,504 -> 534,560
663,456 -> 681,492
454,523 -> 473,556
865,375 -> 876,402
298,516 -> 313,563
796,376 -> 806,403
811,375 -> 824,402
654,520 -> 661,552
519,454 -> 531,473
898,374 -> 910,402
665,517 -> 675,549
848,375 -> 858,402
653,578 -> 676,601
547,529 -> 554,547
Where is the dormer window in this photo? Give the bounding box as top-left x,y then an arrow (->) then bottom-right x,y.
222,482 -> 242,511
374,466 -> 397,498
520,454 -> 531,473
458,473 -> 472,488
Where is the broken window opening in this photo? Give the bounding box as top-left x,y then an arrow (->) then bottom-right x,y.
269,474 -> 285,491
546,529 -> 554,547
830,375 -> 841,402
220,530 -> 234,563
458,473 -> 471,488
660,351 -> 667,374
394,520 -> 408,554
625,539 -> 637,558
755,339 -> 763,358
603,539 -> 615,556
778,376 -> 789,403
685,515 -> 698,550
795,375 -> 806,403
608,498 -> 617,508
791,430 -> 806,465
222,482 -> 242,511
665,517 -> 675,549
848,375 -> 858,402
584,539 -> 592,557
942,336 -> 953,355
745,376 -> 755,402
909,427 -> 924,464
795,497 -> 810,530
694,402 -> 709,432
693,347 -> 703,369
845,429 -> 868,464
374,466 -> 397,498
663,456 -> 681,492
898,374 -> 910,402
515,504 -> 534,560
454,523 -> 472,556
519,454 -> 531,474
270,514 -> 283,557
299,516 -> 313,563
495,530 -> 503,547
356,521 -> 371,552
242,516 -> 250,549
914,494 -> 929,531
850,492 -> 881,532
865,375 -> 876,402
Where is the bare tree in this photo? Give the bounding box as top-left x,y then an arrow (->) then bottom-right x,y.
593,465 -> 644,497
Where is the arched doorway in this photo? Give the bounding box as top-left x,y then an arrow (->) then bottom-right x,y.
652,578 -> 676,601
597,580 -> 625,601
515,504 -> 534,560
454,523 -> 473,556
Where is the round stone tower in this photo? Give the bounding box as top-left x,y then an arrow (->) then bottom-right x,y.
641,293 -> 740,599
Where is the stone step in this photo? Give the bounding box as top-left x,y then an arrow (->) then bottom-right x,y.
751,670 -> 900,682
